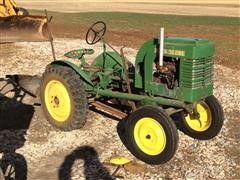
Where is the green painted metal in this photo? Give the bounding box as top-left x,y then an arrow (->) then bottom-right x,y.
134,38 -> 214,103
92,51 -> 125,79
88,51 -> 123,89
51,60 -> 94,90
96,89 -> 187,109
90,51 -> 134,89
179,57 -> 213,102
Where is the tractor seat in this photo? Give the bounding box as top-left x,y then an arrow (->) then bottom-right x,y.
64,48 -> 95,59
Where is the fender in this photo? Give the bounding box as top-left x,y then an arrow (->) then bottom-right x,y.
51,60 -> 94,90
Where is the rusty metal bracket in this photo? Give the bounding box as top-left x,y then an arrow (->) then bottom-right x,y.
101,39 -> 136,111
120,47 -> 136,111
91,101 -> 127,119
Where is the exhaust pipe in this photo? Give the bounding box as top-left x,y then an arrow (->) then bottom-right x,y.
159,27 -> 164,67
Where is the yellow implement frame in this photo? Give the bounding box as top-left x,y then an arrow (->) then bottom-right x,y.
0,0 -> 17,17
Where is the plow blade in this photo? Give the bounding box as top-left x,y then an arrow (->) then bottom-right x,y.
0,15 -> 50,43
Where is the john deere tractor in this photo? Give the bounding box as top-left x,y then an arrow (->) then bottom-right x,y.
40,22 -> 224,164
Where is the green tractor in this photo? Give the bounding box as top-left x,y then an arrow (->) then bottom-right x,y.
40,22 -> 224,164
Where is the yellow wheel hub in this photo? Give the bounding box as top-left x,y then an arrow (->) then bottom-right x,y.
44,80 -> 71,122
134,117 -> 166,156
185,102 -> 212,132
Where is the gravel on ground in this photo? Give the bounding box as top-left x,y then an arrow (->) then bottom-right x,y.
0,39 -> 239,179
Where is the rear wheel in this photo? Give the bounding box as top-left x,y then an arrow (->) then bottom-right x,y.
176,95 -> 224,140
40,65 -> 88,131
125,106 -> 178,165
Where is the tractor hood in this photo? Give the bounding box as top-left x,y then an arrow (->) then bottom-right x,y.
163,37 -> 215,59
136,37 -> 215,62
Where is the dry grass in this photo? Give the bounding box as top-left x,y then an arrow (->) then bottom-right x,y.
20,0 -> 239,5
19,1 -> 240,17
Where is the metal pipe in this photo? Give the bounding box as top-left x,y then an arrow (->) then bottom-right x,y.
96,89 -> 187,108
159,27 -> 164,66
45,9 -> 56,61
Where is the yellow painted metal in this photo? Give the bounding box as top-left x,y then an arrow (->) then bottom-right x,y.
134,117 -> 166,156
185,102 -> 212,132
0,0 -> 17,17
44,80 -> 71,122
110,157 -> 131,165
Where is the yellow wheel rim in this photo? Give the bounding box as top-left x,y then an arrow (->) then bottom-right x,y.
134,117 -> 166,156
185,102 -> 212,132
110,157 -> 131,165
44,80 -> 71,122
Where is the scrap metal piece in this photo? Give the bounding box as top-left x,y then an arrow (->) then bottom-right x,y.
91,101 -> 127,119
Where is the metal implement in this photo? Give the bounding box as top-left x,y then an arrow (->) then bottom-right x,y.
0,0 -> 18,17
0,15 -> 49,43
0,0 -> 50,43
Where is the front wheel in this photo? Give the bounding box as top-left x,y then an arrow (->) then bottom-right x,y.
176,95 -> 224,140
125,106 -> 178,165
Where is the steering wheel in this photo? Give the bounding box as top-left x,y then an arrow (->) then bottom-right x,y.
86,21 -> 106,45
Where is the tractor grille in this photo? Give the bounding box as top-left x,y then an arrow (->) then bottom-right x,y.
180,57 -> 214,89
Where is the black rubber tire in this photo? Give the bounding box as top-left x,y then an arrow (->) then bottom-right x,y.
0,153 -> 27,180
175,95 -> 224,140
40,65 -> 88,131
125,106 -> 178,165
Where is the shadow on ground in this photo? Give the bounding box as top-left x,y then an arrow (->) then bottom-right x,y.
58,145 -> 115,180
0,75 -> 36,180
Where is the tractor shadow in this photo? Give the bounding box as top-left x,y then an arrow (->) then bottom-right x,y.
116,117 -> 130,151
0,75 -> 36,180
58,145 -> 115,180
0,75 -> 36,129
89,102 -> 131,162
89,100 -> 131,153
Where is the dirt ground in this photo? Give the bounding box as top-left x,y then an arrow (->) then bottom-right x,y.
19,2 -> 240,17
0,38 -> 240,179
